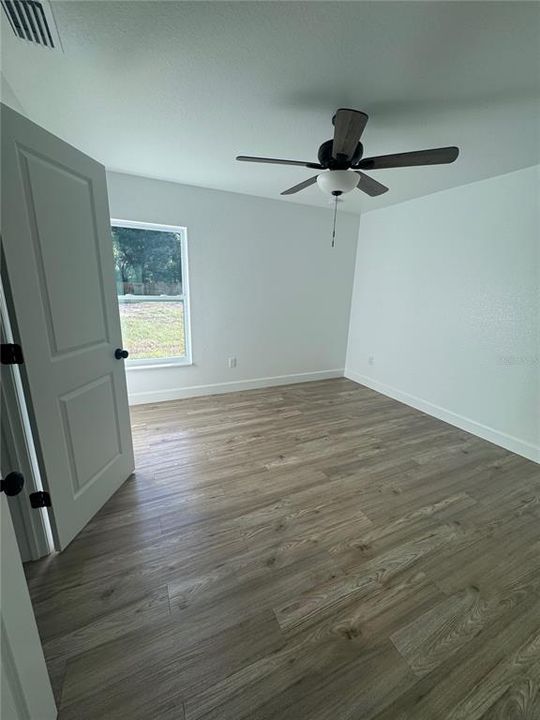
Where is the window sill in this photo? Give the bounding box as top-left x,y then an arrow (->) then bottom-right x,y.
126,359 -> 193,371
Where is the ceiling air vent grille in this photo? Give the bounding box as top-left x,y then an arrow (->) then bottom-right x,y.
2,0 -> 61,50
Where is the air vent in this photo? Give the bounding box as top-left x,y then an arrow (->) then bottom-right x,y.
1,0 -> 62,50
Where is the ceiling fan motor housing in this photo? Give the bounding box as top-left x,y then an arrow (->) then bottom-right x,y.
318,139 -> 363,169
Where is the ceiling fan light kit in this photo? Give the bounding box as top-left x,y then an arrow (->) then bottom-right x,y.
237,108 -> 459,244
317,170 -> 359,196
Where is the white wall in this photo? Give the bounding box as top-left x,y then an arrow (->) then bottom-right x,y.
346,165 -> 540,463
106,171 -> 359,404
1,73 -> 25,114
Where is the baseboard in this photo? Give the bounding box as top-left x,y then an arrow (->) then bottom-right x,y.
345,370 -> 540,464
128,369 -> 344,406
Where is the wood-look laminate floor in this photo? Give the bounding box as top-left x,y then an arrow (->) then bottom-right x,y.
25,379 -> 540,720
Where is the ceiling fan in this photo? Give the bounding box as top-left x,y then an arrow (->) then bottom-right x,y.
236,108 -> 459,198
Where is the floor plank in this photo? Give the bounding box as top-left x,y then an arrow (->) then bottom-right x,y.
23,379 -> 540,719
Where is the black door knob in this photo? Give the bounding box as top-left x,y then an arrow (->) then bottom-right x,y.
1,471 -> 25,496
115,348 -> 129,360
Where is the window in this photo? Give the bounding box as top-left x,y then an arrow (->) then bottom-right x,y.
111,220 -> 191,366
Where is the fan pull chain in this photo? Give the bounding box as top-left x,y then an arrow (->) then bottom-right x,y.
331,194 -> 338,248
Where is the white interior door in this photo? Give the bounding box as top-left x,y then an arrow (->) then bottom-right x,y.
1,493 -> 56,720
1,104 -> 134,550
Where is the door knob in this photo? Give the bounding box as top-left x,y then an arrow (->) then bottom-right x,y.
1,471 -> 25,496
114,348 -> 129,360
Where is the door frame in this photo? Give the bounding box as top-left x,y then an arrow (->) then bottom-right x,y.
1,493 -> 57,720
0,277 -> 53,561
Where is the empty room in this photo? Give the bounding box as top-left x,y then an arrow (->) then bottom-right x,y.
1,1 -> 539,719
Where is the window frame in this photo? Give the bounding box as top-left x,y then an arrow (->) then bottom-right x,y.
111,218 -> 192,369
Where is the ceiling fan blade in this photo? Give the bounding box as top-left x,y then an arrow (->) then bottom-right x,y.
355,172 -> 389,197
236,155 -> 321,169
358,146 -> 459,171
332,109 -> 369,161
280,175 -> 319,195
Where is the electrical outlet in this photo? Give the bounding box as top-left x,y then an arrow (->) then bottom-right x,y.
368,355 -> 375,366
228,357 -> 237,369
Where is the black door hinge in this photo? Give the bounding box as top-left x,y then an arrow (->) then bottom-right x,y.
1,343 -> 24,365
29,491 -> 51,508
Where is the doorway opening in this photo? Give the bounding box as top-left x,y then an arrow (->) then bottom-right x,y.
1,278 -> 54,561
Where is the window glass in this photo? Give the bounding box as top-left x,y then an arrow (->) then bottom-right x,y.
111,224 -> 189,363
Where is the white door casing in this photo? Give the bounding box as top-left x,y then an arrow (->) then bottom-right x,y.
1,281 -> 52,562
1,493 -> 57,720
1,375 -> 49,562
1,104 -> 134,549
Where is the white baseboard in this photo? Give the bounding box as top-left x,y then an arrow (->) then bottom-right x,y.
128,369 -> 344,406
345,370 -> 539,464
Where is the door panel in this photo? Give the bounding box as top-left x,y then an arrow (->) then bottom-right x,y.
60,374 -> 122,496
1,104 -> 134,549
19,149 -> 109,354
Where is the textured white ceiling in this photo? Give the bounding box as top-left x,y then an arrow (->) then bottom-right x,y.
2,1 -> 539,214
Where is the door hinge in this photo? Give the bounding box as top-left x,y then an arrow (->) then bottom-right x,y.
29,491 -> 51,508
1,343 -> 24,365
